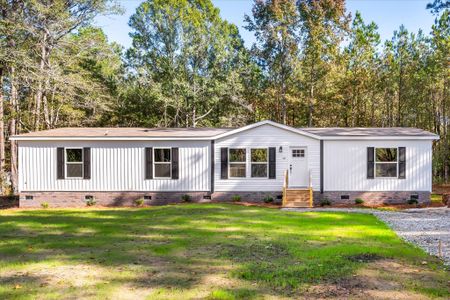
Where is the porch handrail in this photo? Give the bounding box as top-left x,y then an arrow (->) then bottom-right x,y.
283,170 -> 289,189
308,168 -> 313,207
308,168 -> 312,189
282,170 -> 289,206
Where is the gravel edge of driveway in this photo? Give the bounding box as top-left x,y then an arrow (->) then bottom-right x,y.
282,207 -> 450,266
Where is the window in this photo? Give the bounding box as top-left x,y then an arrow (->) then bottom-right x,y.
251,148 -> 268,178
65,148 -> 83,178
292,149 -> 305,157
229,148 -> 246,178
410,194 -> 419,201
154,148 -> 171,178
375,148 -> 398,178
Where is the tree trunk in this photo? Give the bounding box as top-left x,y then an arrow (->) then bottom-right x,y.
397,57 -> 404,126
9,67 -> 18,193
308,62 -> 315,127
281,81 -> 287,125
308,84 -> 314,127
35,33 -> 48,131
43,77 -> 51,128
0,67 -> 5,194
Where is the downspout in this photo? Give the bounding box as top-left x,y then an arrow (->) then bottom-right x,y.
210,140 -> 215,194
320,140 -> 324,194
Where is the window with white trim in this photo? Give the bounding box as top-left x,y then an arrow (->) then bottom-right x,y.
229,148 -> 246,178
375,148 -> 398,178
65,148 -> 83,178
154,148 -> 171,178
251,148 -> 268,178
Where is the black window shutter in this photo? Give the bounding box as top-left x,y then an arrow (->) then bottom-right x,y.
83,147 -> 91,179
172,147 -> 179,179
268,147 -> 276,179
145,147 -> 153,179
221,147 -> 228,179
398,147 -> 406,179
367,147 -> 375,179
57,147 -> 65,179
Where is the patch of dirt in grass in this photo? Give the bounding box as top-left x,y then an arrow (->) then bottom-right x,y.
0,264 -> 107,288
305,259 -> 446,299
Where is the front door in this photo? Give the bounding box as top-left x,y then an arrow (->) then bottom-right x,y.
289,147 -> 308,187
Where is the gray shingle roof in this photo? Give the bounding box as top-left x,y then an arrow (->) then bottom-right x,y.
14,127 -> 234,138
11,122 -> 438,140
300,127 -> 438,137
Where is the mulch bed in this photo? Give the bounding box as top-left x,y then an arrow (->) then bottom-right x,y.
0,195 -> 19,208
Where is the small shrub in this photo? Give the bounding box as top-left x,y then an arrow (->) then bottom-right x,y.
263,196 -> 274,203
134,198 -> 144,207
86,197 -> 96,206
41,202 -> 49,209
320,198 -> 331,206
231,195 -> 241,202
181,194 -> 192,203
407,198 -> 418,205
355,198 -> 364,205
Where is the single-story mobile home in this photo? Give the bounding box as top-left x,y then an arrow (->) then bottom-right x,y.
11,120 -> 439,208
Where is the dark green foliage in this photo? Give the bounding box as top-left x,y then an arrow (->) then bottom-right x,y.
355,198 -> 364,205
231,195 -> 241,202
320,198 -> 331,206
263,196 -> 273,203
134,198 -> 145,207
181,194 -> 192,203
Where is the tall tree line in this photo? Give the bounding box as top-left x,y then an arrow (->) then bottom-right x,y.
0,0 -> 449,194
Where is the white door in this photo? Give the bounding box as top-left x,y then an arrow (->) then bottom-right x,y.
289,147 -> 308,187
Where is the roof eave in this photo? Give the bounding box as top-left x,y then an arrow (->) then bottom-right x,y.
320,135 -> 440,140
9,136 -> 215,141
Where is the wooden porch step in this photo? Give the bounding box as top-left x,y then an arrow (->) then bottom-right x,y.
283,201 -> 310,208
283,188 -> 312,207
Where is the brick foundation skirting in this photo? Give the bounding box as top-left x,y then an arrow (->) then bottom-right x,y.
19,190 -> 430,208
313,191 -> 430,205
19,191 -> 207,208
19,191 -> 283,208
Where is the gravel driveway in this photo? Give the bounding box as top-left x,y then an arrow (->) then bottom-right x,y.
283,207 -> 450,265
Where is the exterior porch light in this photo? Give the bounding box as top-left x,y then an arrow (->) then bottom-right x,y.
279,146 -> 283,153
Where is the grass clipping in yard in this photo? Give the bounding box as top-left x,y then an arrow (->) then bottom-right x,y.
0,204 -> 448,299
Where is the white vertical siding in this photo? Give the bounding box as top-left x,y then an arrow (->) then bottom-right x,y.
214,124 -> 321,192
17,126 -> 434,194
323,140 -> 433,191
18,140 -> 210,192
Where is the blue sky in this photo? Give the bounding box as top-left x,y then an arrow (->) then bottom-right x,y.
95,0 -> 438,49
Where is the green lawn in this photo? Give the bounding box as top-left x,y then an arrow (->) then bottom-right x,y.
0,204 -> 448,299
